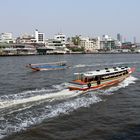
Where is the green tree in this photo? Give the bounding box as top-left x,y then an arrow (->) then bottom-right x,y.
69,47 -> 85,52
72,35 -> 81,45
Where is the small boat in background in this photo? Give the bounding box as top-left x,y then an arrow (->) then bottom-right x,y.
68,66 -> 135,91
26,61 -> 68,71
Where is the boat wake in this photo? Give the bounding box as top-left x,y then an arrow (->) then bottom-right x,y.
0,76 -> 137,139
73,64 -> 97,68
73,61 -> 139,69
0,89 -> 82,110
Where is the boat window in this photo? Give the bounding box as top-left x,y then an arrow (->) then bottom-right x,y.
89,77 -> 94,82
84,77 -> 94,82
75,74 -> 83,81
95,76 -> 98,81
123,70 -> 128,75
95,76 -> 101,81
84,77 -> 88,82
80,74 -> 84,81
101,71 -> 127,80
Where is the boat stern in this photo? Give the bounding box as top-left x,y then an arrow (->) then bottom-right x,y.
68,81 -> 88,91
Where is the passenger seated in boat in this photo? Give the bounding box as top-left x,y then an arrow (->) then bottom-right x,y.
87,82 -> 91,88
84,78 -> 88,83
84,77 -> 94,83
95,76 -> 101,85
89,77 -> 94,82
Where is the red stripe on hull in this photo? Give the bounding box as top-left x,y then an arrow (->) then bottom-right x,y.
69,75 -> 129,91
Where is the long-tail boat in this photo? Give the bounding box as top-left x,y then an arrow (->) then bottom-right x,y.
26,61 -> 68,71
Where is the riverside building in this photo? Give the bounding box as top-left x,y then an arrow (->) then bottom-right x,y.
100,35 -> 116,50
45,33 -> 69,54
80,37 -> 100,52
16,34 -> 36,44
54,33 -> 66,45
0,32 -> 15,43
35,29 -> 45,43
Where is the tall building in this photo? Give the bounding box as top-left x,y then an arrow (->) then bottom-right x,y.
133,36 -> 136,44
117,33 -> 122,42
35,29 -> 45,43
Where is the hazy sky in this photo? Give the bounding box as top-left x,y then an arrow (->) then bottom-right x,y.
0,0 -> 140,42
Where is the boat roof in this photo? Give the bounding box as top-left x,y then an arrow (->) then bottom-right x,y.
74,66 -> 130,77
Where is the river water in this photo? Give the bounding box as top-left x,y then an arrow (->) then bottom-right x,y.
0,54 -> 140,140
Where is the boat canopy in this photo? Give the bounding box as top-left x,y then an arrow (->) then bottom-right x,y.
30,61 -> 67,66
74,66 -> 130,78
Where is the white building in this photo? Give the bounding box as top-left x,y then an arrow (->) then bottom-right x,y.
16,34 -> 36,44
80,37 -> 100,52
102,35 -> 111,41
46,39 -> 68,54
115,40 -> 122,49
54,33 -> 66,45
100,35 -> 116,50
35,29 -> 45,43
0,32 -> 15,43
45,33 -> 69,54
1,32 -> 12,40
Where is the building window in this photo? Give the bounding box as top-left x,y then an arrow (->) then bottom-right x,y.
38,34 -> 43,42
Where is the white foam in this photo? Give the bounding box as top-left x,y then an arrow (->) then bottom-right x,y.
0,94 -> 101,139
0,89 -> 83,109
73,64 -> 101,68
0,88 -> 56,101
74,64 -> 86,68
46,94 -> 101,118
52,82 -> 69,90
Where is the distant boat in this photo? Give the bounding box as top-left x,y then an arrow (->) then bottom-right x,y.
68,66 -> 135,91
26,61 -> 68,71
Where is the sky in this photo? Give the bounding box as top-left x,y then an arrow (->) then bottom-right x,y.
0,0 -> 140,42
